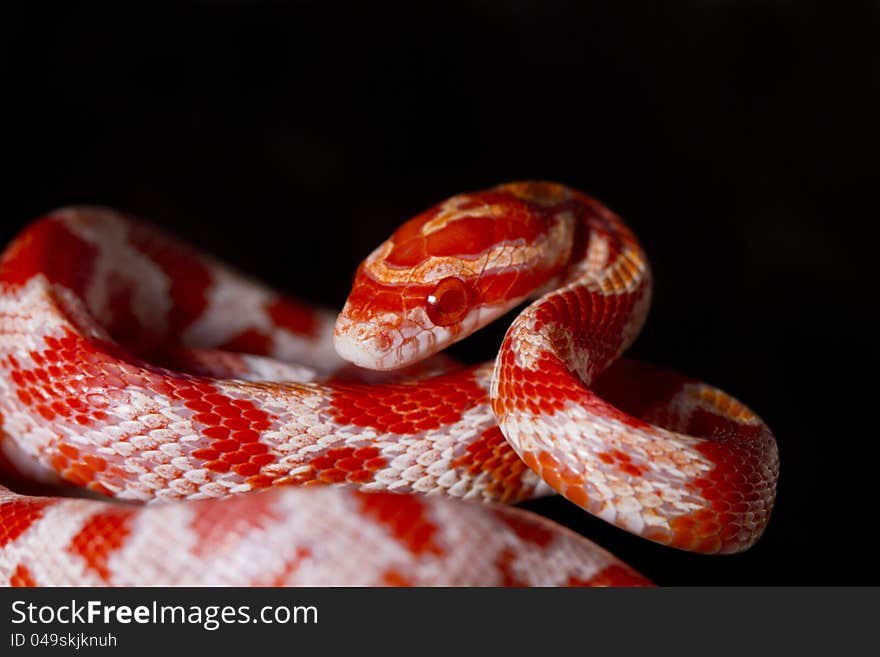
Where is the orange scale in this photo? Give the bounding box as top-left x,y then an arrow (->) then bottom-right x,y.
193,382 -> 218,396
50,401 -> 72,417
215,405 -> 242,420
231,429 -> 260,443
240,442 -> 268,456
693,508 -> 716,522
65,397 -> 89,412
211,439 -> 239,453
184,399 -> 212,412
353,446 -> 380,460
364,457 -> 387,471
720,524 -> 743,542
220,452 -> 249,465
58,443 -> 80,459
16,390 -> 32,405
542,469 -> 564,491
482,455 -> 503,471
349,414 -> 377,427
191,448 -> 220,461
669,531 -> 699,551
620,463 -> 643,477
560,467 -> 584,486
643,527 -> 670,544
377,412 -> 404,426
246,474 -> 276,489
466,463 -> 482,475
336,457 -> 364,472
472,448 -> 494,464
697,535 -> 723,553
82,455 -> 107,472
204,460 -> 231,473
319,469 -> 348,484
309,455 -> 336,470
521,451 -> 540,471
233,462 -> 260,477
412,418 -> 441,432
565,486 -> 590,508
202,426 -> 229,440
669,516 -> 695,532
173,386 -> 202,400
389,422 -> 417,434
537,450 -> 560,470
249,453 -> 275,467
222,417 -> 252,431
347,470 -> 375,485
696,520 -> 721,538
383,394 -> 407,407
276,472 -> 315,486
64,463 -> 95,486
88,482 -> 114,497
193,412 -> 222,426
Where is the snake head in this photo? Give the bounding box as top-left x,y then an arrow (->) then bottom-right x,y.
334,182 -> 576,370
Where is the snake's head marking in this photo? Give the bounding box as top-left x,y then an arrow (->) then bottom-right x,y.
334,182 -> 577,370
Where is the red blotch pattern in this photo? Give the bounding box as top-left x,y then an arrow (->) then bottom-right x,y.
451,426 -> 532,502
385,188 -> 559,268
329,366 -> 486,434
67,508 -> 135,581
281,446 -> 387,487
492,506 -> 554,547
2,328 -> 169,489
127,222 -> 213,338
382,569 -> 413,586
266,297 -> 318,338
666,414 -> 777,553
0,217 -> 97,297
173,380 -> 277,486
189,492 -> 281,556
9,563 -> 38,587
220,328 -> 272,355
494,547 -> 527,586
355,491 -> 443,556
0,498 -> 55,547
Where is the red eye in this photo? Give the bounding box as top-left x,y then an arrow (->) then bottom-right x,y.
426,277 -> 470,326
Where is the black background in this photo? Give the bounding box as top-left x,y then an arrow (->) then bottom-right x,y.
1,2 -> 877,585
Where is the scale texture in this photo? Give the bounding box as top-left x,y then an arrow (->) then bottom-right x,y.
0,182 -> 778,586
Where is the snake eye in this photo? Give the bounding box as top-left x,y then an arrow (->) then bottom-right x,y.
426,277 -> 470,326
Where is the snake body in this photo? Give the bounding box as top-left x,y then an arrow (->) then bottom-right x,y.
0,182 -> 778,585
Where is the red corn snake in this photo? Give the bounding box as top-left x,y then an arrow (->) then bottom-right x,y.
0,181 -> 778,585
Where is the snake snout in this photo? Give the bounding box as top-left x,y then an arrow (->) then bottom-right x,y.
334,316 -> 401,370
